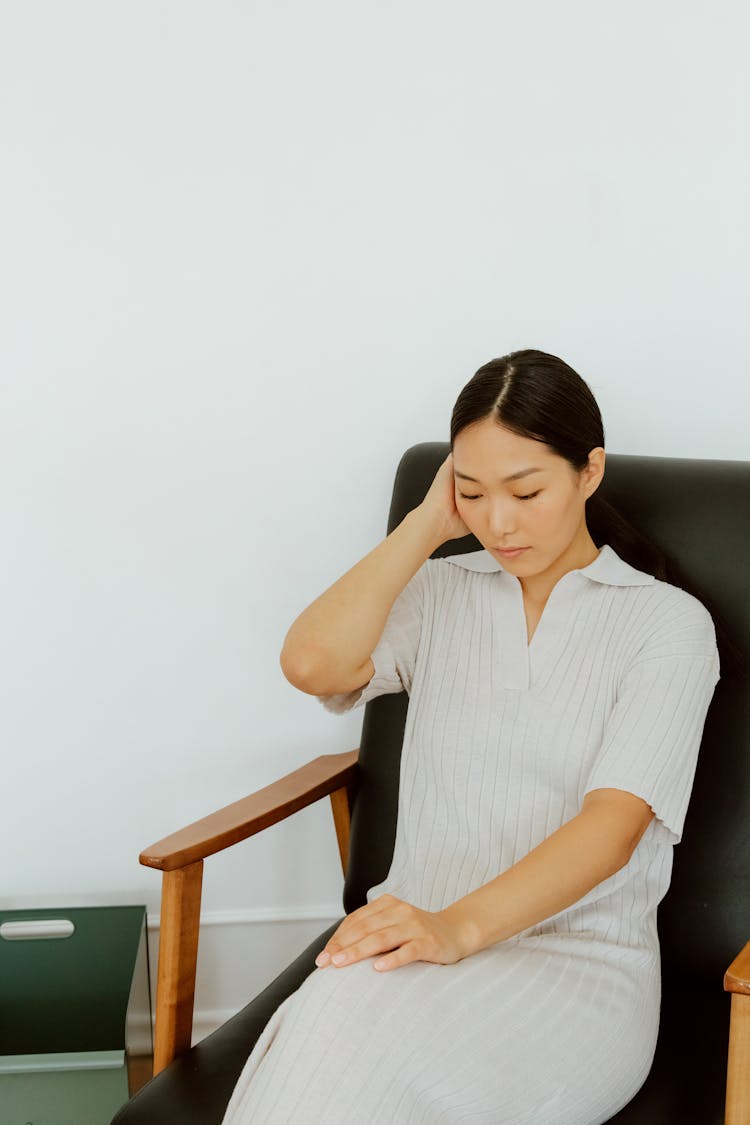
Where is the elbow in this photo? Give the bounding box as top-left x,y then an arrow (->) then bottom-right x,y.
280,645 -> 317,692
615,819 -> 654,873
595,829 -> 637,880
280,643 -> 373,698
279,641 -> 340,695
613,843 -> 635,875
624,810 -> 656,864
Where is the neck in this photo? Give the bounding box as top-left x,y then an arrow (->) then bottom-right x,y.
518,530 -> 600,605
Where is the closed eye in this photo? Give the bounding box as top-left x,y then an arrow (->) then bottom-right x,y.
459,491 -> 541,501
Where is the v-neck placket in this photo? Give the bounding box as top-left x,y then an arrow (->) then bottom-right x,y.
497,570 -> 583,691
441,543 -> 656,694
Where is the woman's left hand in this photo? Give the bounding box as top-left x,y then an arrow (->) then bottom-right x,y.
314,893 -> 473,973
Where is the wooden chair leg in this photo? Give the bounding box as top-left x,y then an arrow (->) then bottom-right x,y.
726,992 -> 750,1124
153,860 -> 204,1075
329,782 -> 354,877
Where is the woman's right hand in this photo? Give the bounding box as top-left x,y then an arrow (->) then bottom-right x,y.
418,452 -> 472,544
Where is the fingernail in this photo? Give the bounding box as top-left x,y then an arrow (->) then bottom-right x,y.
316,951 -> 330,967
332,952 -> 347,965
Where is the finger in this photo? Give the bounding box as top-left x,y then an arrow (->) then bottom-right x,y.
316,900 -> 402,966
318,908 -> 372,956
342,895 -> 397,926
328,924 -> 405,968
329,898 -> 395,945
373,941 -> 420,972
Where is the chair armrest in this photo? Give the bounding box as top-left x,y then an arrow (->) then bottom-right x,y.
140,748 -> 360,871
725,938 -> 750,1124
145,747 -> 360,1075
725,938 -> 750,994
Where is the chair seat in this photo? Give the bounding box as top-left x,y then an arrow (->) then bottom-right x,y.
114,924 -> 729,1124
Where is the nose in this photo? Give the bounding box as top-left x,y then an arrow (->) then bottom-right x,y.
486,498 -> 518,542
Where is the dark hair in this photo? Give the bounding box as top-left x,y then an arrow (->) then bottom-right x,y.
450,348 -> 744,680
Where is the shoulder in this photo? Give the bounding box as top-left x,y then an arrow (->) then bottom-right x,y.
407,554 -> 495,614
421,554 -> 478,584
396,556 -> 446,609
629,578 -> 718,663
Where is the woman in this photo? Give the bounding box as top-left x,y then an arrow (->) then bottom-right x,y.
221,349 -> 721,1124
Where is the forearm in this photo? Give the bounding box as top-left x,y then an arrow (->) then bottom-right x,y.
280,505 -> 447,692
442,806 -> 630,956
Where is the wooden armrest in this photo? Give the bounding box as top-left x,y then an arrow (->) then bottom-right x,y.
725,938 -> 750,995
140,748 -> 360,871
146,747 -> 360,1075
725,938 -> 750,1124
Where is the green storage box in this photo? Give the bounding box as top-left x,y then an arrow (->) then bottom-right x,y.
0,905 -> 152,1125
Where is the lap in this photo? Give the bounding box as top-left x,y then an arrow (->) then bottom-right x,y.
221,937 -> 659,1124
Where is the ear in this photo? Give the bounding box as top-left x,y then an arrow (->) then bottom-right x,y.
581,447 -> 605,500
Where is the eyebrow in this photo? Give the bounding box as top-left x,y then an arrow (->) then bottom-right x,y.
453,467 -> 544,485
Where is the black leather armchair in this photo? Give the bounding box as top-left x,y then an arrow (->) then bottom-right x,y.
113,444 -> 749,1124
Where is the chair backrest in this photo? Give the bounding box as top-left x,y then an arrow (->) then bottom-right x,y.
343,442 -> 749,983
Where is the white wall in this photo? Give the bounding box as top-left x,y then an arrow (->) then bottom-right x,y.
2,1 -> 748,1035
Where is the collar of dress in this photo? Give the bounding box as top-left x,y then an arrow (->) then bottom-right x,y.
440,542 -> 655,587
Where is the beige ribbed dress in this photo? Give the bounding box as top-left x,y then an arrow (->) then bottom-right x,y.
221,543 -> 721,1125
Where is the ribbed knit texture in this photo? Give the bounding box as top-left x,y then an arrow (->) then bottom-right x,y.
221,544 -> 720,1124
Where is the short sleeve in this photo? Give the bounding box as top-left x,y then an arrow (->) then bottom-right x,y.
316,561 -> 429,715
582,595 -> 721,847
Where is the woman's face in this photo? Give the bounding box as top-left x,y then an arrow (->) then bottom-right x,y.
452,417 -> 605,582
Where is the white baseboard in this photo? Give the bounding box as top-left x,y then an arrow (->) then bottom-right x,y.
145,903 -> 343,929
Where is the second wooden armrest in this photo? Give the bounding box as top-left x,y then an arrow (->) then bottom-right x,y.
725,939 -> 750,995
724,938 -> 750,1124
140,748 -> 360,872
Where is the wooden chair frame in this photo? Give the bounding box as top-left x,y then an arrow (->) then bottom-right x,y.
141,746 -> 750,1122
140,749 -> 358,1075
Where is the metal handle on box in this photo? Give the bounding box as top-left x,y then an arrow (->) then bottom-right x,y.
0,919 -> 76,941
